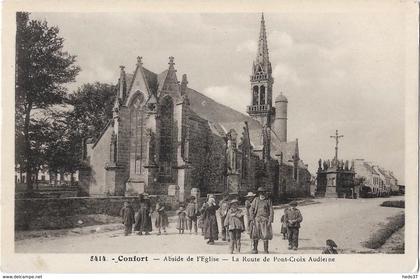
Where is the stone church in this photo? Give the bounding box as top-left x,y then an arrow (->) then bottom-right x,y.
79,14 -> 311,203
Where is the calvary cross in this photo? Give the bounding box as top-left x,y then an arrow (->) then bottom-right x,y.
330,129 -> 344,161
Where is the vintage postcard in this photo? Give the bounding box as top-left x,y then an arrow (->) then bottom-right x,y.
1,0 -> 418,274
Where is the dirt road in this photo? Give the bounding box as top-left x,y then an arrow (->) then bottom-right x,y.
15,196 -> 404,254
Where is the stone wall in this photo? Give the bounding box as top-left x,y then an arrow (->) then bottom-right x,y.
203,132 -> 227,195
15,195 -> 177,231
188,113 -> 213,193
279,164 -> 311,198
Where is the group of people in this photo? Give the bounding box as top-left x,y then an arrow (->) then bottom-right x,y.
119,188 -> 337,254
119,194 -> 201,237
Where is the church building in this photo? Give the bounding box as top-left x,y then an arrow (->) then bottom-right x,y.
79,14 -> 311,203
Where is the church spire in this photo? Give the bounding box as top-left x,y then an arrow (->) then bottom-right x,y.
255,13 -> 271,75
247,14 -> 274,128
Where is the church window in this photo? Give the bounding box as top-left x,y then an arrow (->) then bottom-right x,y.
159,96 -> 174,181
260,85 -> 266,105
252,86 -> 259,105
130,92 -> 145,175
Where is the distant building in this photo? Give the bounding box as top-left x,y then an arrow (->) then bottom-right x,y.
15,165 -> 78,186
353,159 -> 398,197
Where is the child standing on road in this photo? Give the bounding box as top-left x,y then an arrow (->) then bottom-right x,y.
177,205 -> 187,234
223,199 -> 245,254
284,200 -> 303,250
280,208 -> 289,240
120,201 -> 135,236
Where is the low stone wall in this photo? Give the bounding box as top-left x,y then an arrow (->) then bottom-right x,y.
15,195 -> 177,231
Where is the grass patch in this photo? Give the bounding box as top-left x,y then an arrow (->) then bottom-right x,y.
362,212 -> 405,249
380,200 -> 405,208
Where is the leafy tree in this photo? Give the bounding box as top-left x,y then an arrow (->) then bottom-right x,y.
15,12 -> 80,191
67,82 -> 116,142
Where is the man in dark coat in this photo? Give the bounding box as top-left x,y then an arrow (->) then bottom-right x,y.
284,200 -> 303,250
120,201 -> 135,236
200,195 -> 220,245
134,193 -> 153,235
249,187 -> 274,254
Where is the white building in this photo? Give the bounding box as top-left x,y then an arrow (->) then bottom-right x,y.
353,159 -> 399,197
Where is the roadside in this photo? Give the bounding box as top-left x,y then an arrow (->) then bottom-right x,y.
377,226 -> 404,254
15,197 -> 319,241
15,196 -> 404,254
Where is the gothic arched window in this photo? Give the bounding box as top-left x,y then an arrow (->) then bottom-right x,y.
129,92 -> 145,175
260,85 -> 266,105
253,86 -> 259,105
159,96 -> 174,181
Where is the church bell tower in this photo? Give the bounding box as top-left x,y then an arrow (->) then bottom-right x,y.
247,13 -> 275,127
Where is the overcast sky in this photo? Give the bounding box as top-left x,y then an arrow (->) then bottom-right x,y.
32,12 -> 406,182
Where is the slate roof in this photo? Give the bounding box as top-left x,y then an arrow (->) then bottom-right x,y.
143,67 -> 158,94
363,162 -> 379,175
121,66 -> 307,169
185,87 -> 305,168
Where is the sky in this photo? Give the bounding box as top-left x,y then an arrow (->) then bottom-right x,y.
31,12 -> 406,182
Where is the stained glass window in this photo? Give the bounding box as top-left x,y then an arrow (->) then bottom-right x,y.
130,92 -> 145,175
159,96 -> 174,181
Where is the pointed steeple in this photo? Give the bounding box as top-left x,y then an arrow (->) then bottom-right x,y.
168,56 -> 176,71
248,14 -> 274,128
118,65 -> 127,101
255,13 -> 271,75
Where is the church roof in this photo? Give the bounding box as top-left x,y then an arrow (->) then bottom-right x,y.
119,61 -> 307,170
185,88 -> 252,123
183,87 -> 306,168
157,69 -> 169,93
143,67 -> 158,95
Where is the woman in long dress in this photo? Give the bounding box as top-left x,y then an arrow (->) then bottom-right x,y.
200,195 -> 220,245
154,202 -> 169,235
134,194 -> 153,235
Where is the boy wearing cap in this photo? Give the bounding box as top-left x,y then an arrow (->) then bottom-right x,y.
284,200 -> 303,250
249,187 -> 274,254
223,199 -> 245,254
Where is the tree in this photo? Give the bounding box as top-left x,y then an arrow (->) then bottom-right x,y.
15,12 -> 80,191
67,82 -> 116,140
